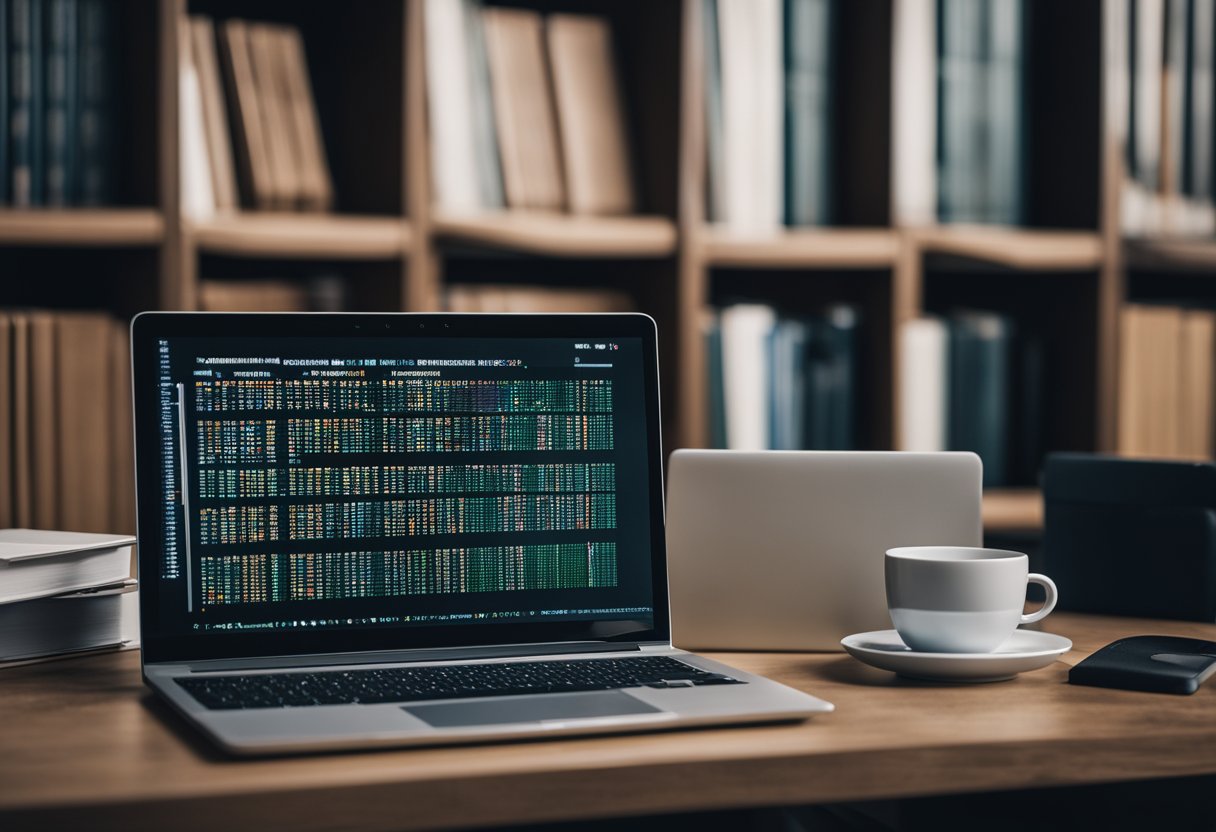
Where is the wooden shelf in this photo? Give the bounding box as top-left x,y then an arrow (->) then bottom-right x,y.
912,226 -> 1104,271
702,227 -> 900,269
1123,236 -> 1216,271
0,209 -> 165,247
432,212 -> 678,258
982,488 -> 1044,532
189,213 -> 410,260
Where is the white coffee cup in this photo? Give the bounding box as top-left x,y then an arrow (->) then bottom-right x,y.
885,546 -> 1058,654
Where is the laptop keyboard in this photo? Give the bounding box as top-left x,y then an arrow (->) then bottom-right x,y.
175,655 -> 745,710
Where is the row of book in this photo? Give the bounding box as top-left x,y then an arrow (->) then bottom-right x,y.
180,16 -> 333,219
892,0 -> 1027,227
898,313 -> 1045,488
705,304 -> 858,451
1117,0 -> 1216,236
1118,303 -> 1216,459
703,0 -> 836,232
1,0 -> 116,207
425,1 -> 636,216
0,529 -> 136,667
0,310 -> 134,535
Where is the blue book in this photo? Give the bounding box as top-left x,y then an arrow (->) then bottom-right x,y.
768,318 -> 809,449
800,306 -> 857,450
948,311 -> 1012,487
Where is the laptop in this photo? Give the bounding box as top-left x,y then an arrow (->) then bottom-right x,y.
131,312 -> 832,755
667,450 -> 983,651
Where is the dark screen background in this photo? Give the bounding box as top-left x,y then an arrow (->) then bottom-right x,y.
151,334 -> 654,643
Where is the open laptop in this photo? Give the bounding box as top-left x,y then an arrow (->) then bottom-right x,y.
667,449 -> 983,651
131,312 -> 832,755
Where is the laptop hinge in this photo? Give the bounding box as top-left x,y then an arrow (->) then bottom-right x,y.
183,641 -> 645,673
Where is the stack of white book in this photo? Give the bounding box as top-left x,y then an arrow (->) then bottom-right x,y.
0,529 -> 138,667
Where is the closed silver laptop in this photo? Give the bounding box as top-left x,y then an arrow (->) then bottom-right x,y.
131,313 -> 831,755
667,450 -> 983,651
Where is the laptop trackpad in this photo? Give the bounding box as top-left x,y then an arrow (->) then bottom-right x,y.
404,691 -> 662,728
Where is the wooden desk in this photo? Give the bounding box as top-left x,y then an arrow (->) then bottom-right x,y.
2,612 -> 1214,831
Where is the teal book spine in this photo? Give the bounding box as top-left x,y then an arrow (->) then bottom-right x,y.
26,0 -> 40,203
703,0 -> 725,222
8,0 -> 33,204
823,304 -> 858,450
77,0 -> 109,205
783,0 -> 833,226
0,0 -> 8,204
42,0 -> 70,205
706,316 -> 728,449
802,318 -> 831,449
948,312 -> 1011,487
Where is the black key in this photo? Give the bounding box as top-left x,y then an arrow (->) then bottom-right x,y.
175,655 -> 744,710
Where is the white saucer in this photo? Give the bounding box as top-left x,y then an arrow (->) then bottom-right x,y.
840,629 -> 1073,683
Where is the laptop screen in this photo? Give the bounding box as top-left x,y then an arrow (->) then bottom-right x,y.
132,314 -> 668,663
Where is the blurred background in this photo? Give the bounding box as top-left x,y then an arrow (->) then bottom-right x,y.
0,0 -> 1204,550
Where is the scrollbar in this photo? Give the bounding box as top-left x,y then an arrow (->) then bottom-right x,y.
176,383 -> 193,613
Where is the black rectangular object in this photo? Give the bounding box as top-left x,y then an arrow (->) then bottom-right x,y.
1068,635 -> 1216,695
1043,454 -> 1216,621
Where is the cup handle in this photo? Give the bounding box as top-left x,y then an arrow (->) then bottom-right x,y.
1020,574 -> 1058,625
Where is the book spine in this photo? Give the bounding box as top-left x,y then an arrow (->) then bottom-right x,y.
27,0 -> 40,203
824,305 -> 857,450
949,313 -> 1011,487
8,0 -> 34,205
77,0 -> 110,205
897,317 -> 948,453
464,0 -> 504,209
703,0 -> 725,222
803,319 -> 832,450
987,0 -> 1024,224
705,313 -> 727,450
891,0 -> 937,225
783,0 -> 833,226
1,0 -> 8,204
42,0 -> 69,205
766,323 -> 782,448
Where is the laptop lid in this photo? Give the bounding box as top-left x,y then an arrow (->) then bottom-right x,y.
666,450 -> 983,651
131,313 -> 669,664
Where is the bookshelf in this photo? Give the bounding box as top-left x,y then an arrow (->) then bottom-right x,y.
188,214 -> 411,259
0,209 -> 165,246
0,0 -> 1200,534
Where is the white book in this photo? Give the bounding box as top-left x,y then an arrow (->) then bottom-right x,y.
0,582 -> 135,664
891,0 -> 937,225
898,317 -> 948,452
721,304 -> 776,450
1133,0 -> 1164,193
426,0 -> 482,213
0,529 -> 135,604
717,0 -> 783,233
179,28 -> 215,221
1187,0 -> 1216,234
1163,0 -> 1187,233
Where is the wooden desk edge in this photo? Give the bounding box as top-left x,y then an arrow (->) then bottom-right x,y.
4,731 -> 1215,832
